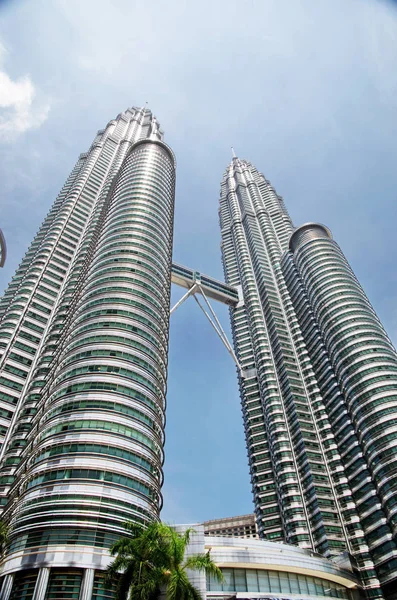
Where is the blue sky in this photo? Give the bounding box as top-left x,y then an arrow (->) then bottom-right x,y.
1,0 -> 397,523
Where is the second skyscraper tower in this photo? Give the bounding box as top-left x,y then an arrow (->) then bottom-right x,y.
219,156 -> 397,598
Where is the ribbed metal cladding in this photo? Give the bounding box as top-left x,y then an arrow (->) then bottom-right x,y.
281,251 -> 388,595
0,108 -> 155,504
0,111 -> 175,584
289,223 -> 332,253
3,139 -> 175,563
219,158 -> 357,556
290,228 -> 397,591
220,159 -> 387,599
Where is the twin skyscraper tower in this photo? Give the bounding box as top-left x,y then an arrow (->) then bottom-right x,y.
0,107 -> 396,599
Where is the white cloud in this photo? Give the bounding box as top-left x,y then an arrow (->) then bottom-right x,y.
0,42 -> 49,141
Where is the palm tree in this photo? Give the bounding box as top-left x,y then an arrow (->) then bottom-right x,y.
161,525 -> 224,600
106,521 -> 224,600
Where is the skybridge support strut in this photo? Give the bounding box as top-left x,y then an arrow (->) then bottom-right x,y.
170,284 -> 198,315
170,263 -> 249,378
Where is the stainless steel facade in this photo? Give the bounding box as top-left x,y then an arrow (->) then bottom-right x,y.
0,108 -> 175,599
219,158 -> 397,599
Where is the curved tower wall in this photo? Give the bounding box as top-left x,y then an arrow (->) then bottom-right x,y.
219,158 -> 394,598
219,159 -> 347,552
287,224 -> 397,594
0,108 -> 157,498
0,110 -> 175,599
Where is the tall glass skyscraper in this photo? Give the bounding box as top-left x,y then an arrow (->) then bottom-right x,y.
219,156 -> 397,599
0,107 -> 175,599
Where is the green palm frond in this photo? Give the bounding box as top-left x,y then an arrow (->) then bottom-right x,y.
105,556 -> 131,581
182,527 -> 195,547
168,528 -> 186,570
110,536 -> 140,556
107,521 -> 220,600
185,582 -> 203,600
129,576 -> 159,600
166,567 -> 203,600
124,522 -> 146,538
184,552 -> 224,582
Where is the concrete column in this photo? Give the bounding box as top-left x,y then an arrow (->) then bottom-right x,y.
32,568 -> 50,600
79,568 -> 95,600
0,574 -> 14,600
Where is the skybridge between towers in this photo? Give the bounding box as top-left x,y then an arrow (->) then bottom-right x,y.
171,263 -> 242,306
170,262 -> 254,379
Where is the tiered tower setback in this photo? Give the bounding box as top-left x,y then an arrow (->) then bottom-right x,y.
0,108 -> 175,598
219,157 -> 397,599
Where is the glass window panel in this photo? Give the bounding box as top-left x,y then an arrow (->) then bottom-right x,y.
234,569 -> 247,592
299,575 -> 309,594
268,571 -> 281,593
315,578 -> 325,594
257,570 -> 270,592
288,572 -> 301,593
222,569 -> 235,592
246,570 -> 259,592
206,574 -> 213,591
10,570 -> 37,600
306,576 -> 317,595
279,572 -> 291,593
92,573 -> 117,600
